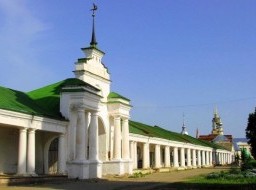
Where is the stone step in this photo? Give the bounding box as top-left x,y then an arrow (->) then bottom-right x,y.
0,175 -> 68,186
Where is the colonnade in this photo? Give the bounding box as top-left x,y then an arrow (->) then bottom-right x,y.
73,107 -> 99,162
130,141 -> 233,170
17,128 -> 65,176
112,116 -> 130,161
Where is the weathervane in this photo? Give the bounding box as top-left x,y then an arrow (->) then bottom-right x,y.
91,3 -> 98,17
90,3 -> 98,47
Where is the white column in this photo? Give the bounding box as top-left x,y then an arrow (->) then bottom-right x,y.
173,147 -> 179,167
84,112 -> 89,160
113,116 -> 121,160
192,149 -> 197,167
58,134 -> 66,174
76,108 -> 86,161
131,141 -> 137,169
68,109 -> 77,160
122,118 -> 130,160
89,112 -> 99,161
130,141 -> 135,167
202,150 -> 206,166
209,151 -> 213,166
143,143 -> 150,168
216,152 -> 220,165
17,128 -> 27,175
197,150 -> 201,167
134,142 -> 138,169
180,147 -> 185,167
27,129 -> 36,175
212,151 -> 216,165
164,146 -> 170,167
186,148 -> 191,167
155,144 -> 161,168
206,151 -> 209,165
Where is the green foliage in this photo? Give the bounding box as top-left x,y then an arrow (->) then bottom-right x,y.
129,172 -> 148,178
245,108 -> 256,158
241,159 -> 256,171
205,169 -> 256,182
234,153 -> 240,165
249,159 -> 256,167
229,166 -> 241,174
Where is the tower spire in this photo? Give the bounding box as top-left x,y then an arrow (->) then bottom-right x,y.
181,113 -> 188,135
90,3 -> 98,48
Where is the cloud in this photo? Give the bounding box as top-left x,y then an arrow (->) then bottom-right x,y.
0,0 -> 54,91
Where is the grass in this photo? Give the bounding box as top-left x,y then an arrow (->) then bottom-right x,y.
128,172 -> 150,178
184,168 -> 256,189
154,168 -> 256,190
188,173 -> 256,184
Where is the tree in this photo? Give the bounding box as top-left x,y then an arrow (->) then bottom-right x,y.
245,108 -> 256,158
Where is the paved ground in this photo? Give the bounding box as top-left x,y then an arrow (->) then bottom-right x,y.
0,167 -> 230,190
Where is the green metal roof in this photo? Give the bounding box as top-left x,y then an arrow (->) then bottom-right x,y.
129,120 -> 227,150
0,86 -> 59,119
108,92 -> 130,101
27,78 -> 98,119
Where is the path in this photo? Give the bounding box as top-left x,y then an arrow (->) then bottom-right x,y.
0,167 -> 230,190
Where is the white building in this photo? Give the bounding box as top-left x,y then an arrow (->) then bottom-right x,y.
0,6 -> 233,179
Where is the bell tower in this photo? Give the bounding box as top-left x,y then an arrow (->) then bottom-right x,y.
74,4 -> 110,102
211,107 -> 224,135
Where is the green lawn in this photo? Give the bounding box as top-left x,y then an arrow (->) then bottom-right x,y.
188,174 -> 256,184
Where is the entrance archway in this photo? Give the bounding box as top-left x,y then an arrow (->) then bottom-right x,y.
48,138 -> 58,174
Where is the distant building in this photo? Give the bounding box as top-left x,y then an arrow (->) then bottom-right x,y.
180,114 -> 188,135
198,108 -> 234,152
233,138 -> 253,159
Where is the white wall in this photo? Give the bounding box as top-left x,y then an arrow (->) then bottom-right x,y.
0,126 -> 18,174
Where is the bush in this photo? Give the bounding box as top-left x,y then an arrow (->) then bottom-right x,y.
241,161 -> 254,171
206,172 -> 220,179
248,159 -> 256,168
129,172 -> 148,178
229,167 -> 241,174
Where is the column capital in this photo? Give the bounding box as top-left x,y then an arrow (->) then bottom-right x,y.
28,128 -> 36,133
90,111 -> 99,117
111,114 -> 130,120
59,133 -> 65,138
19,127 -> 27,132
77,106 -> 85,112
113,115 -> 121,120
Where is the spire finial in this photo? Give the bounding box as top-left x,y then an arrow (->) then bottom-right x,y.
90,3 -> 98,47
181,113 -> 188,135
214,106 -> 218,116
182,112 -> 185,127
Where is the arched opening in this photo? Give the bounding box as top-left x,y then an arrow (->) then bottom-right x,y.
48,138 -> 58,174
98,117 -> 107,161
137,146 -> 142,168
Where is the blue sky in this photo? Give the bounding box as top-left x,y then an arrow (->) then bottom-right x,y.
0,0 -> 255,138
